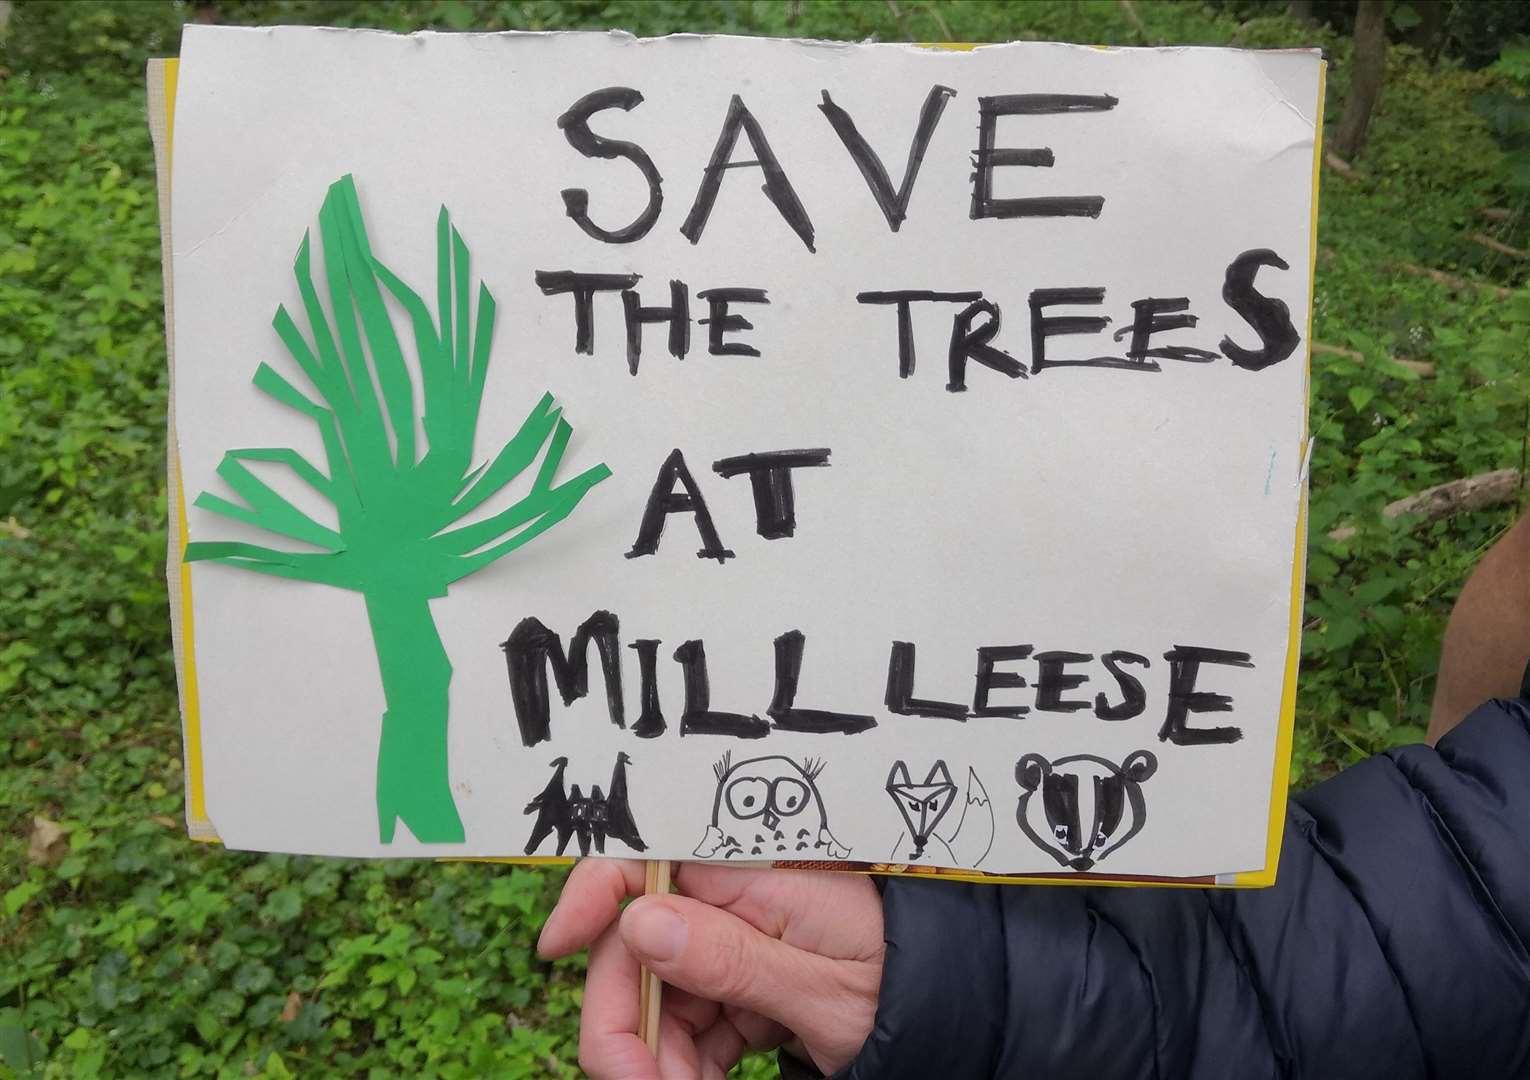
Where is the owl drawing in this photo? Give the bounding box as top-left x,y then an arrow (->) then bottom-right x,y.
693,753 -> 851,860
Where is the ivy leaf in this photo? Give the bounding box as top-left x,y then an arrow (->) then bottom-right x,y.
1388,724 -> 1429,748
92,952 -> 128,1010
263,887 -> 303,925
193,1011 -> 220,1045
233,961 -> 275,996
0,1008 -> 44,1075
208,938 -> 241,972
207,989 -> 246,1021
1353,575 -> 1398,605
1322,615 -> 1365,653
3,881 -> 42,919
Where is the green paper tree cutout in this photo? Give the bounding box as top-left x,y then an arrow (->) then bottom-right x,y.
185,175 -> 611,845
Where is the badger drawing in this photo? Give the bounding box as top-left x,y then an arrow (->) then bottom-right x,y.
1015,750 -> 1158,871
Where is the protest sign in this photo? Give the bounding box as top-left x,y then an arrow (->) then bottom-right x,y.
152,27 -> 1323,884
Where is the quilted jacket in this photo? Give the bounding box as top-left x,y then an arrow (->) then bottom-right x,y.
785,695 -> 1530,1079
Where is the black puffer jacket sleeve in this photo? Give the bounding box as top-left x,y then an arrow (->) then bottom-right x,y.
813,698 -> 1530,1080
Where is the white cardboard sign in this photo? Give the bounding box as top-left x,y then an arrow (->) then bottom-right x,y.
160,27 -> 1321,884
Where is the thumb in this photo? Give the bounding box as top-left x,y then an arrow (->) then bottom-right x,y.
620,894 -> 874,1063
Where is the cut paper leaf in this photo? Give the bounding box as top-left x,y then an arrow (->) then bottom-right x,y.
184,175 -> 612,845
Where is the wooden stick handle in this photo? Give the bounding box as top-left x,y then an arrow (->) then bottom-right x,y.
638,859 -> 671,1054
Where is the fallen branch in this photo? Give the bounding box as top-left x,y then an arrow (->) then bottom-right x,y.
1328,468 -> 1527,543
1395,261 -> 1513,299
1470,232 -> 1530,260
1479,207 -> 1514,224
1311,340 -> 1434,378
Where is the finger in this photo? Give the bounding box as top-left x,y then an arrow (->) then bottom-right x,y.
673,863 -> 884,960
660,987 -> 721,1035
654,1005 -> 703,1080
720,1005 -> 789,1051
652,989 -> 738,1080
619,894 -> 868,1056
652,993 -> 768,1078
694,1014 -> 749,1080
577,924 -> 657,1080
539,858 -> 647,958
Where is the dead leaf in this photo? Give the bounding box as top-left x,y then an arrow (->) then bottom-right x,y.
27,816 -> 67,866
0,516 -> 29,540
280,991 -> 302,1023
150,815 -> 178,829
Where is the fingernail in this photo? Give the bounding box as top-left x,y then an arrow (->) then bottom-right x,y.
624,902 -> 687,962
535,910 -> 562,958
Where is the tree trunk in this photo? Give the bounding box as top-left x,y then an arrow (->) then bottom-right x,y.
1340,0 -> 1389,159
1287,0 -> 1317,25
367,592 -> 464,844
1334,0 -> 1389,160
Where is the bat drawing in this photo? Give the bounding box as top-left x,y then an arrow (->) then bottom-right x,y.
523,752 -> 647,856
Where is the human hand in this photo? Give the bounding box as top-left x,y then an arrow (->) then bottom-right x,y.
537,859 -> 883,1079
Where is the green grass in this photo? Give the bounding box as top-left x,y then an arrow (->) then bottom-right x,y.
3,1 -> 1530,1076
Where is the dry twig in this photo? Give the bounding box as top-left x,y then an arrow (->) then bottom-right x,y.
1469,232 -> 1530,260
923,1 -> 952,40
1118,0 -> 1151,42
1311,340 -> 1434,378
1395,261 -> 1513,299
